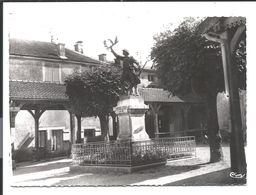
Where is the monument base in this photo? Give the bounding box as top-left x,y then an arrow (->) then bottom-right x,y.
69,161 -> 166,174
114,95 -> 150,142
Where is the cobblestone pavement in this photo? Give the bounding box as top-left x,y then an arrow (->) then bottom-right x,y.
11,146 -> 244,186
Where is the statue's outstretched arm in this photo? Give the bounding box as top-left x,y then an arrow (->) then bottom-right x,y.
110,47 -> 121,59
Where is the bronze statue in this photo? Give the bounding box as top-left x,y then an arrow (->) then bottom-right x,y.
104,38 -> 141,95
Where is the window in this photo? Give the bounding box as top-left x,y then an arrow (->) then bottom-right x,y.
148,74 -> 155,82
44,64 -> 60,82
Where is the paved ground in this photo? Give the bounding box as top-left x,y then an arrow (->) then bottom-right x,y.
11,146 -> 246,186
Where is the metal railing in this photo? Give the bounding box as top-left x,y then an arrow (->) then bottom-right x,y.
72,136 -> 196,167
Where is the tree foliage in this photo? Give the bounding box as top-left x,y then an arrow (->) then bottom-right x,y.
64,65 -> 125,139
65,65 -> 125,117
151,17 -> 246,162
151,17 -> 246,98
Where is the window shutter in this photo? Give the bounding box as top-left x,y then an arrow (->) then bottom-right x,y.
52,65 -> 59,82
45,65 -> 52,81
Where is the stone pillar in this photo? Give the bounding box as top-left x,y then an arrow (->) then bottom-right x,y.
114,95 -> 149,141
9,108 -> 19,169
10,110 -> 18,129
10,108 -> 19,149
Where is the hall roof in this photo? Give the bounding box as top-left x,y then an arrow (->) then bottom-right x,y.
10,80 -> 68,101
138,88 -> 202,103
196,17 -> 246,34
10,80 -> 202,104
9,39 -> 102,65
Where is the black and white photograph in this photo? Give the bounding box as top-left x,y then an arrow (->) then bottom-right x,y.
2,1 -> 255,192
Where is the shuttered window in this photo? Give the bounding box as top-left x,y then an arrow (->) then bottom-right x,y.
44,64 -> 60,82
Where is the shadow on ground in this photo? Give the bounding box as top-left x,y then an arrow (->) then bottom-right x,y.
54,163 -> 204,186
13,159 -> 72,176
164,168 -> 246,186
12,146 -> 234,186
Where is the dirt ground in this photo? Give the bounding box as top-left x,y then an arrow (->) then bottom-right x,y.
11,145 -> 246,186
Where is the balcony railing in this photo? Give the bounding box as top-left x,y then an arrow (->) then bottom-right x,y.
72,136 -> 196,167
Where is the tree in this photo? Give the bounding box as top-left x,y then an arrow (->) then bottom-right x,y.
64,71 -> 92,143
151,18 -> 246,162
65,65 -> 125,143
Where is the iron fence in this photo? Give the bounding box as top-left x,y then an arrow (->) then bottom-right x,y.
72,136 -> 196,167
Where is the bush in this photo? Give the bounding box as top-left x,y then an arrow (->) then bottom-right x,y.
132,149 -> 167,166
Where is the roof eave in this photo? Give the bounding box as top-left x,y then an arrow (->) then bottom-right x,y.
9,54 -> 102,66
10,97 -> 69,102
196,17 -> 246,35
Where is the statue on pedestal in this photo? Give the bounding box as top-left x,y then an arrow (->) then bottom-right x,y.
104,38 -> 141,95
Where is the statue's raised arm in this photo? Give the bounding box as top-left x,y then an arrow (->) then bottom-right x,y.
104,38 -> 141,95
110,46 -> 123,60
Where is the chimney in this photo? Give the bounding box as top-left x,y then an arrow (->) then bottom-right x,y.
74,41 -> 84,54
98,54 -> 107,62
51,35 -> 58,44
57,43 -> 67,59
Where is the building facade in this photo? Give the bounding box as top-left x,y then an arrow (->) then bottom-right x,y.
9,39 -> 103,158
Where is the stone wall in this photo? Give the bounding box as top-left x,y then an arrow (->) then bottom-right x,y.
9,58 -> 43,81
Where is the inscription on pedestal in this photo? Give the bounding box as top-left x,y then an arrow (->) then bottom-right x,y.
114,106 -> 128,114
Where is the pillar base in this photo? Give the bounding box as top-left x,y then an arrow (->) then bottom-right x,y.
114,95 -> 150,142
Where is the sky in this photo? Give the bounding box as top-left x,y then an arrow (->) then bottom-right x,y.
4,2 -> 256,64
4,2 -> 199,67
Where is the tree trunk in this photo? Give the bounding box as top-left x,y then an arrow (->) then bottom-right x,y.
69,112 -> 75,144
76,115 -> 82,143
206,94 -> 223,162
99,115 -> 109,141
111,113 -> 118,140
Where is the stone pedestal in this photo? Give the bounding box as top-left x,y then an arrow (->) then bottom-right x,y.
114,95 -> 150,141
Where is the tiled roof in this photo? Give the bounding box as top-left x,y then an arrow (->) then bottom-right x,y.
10,81 -> 202,103
9,39 -> 102,65
196,17 -> 246,35
138,88 -> 203,103
10,80 -> 68,101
